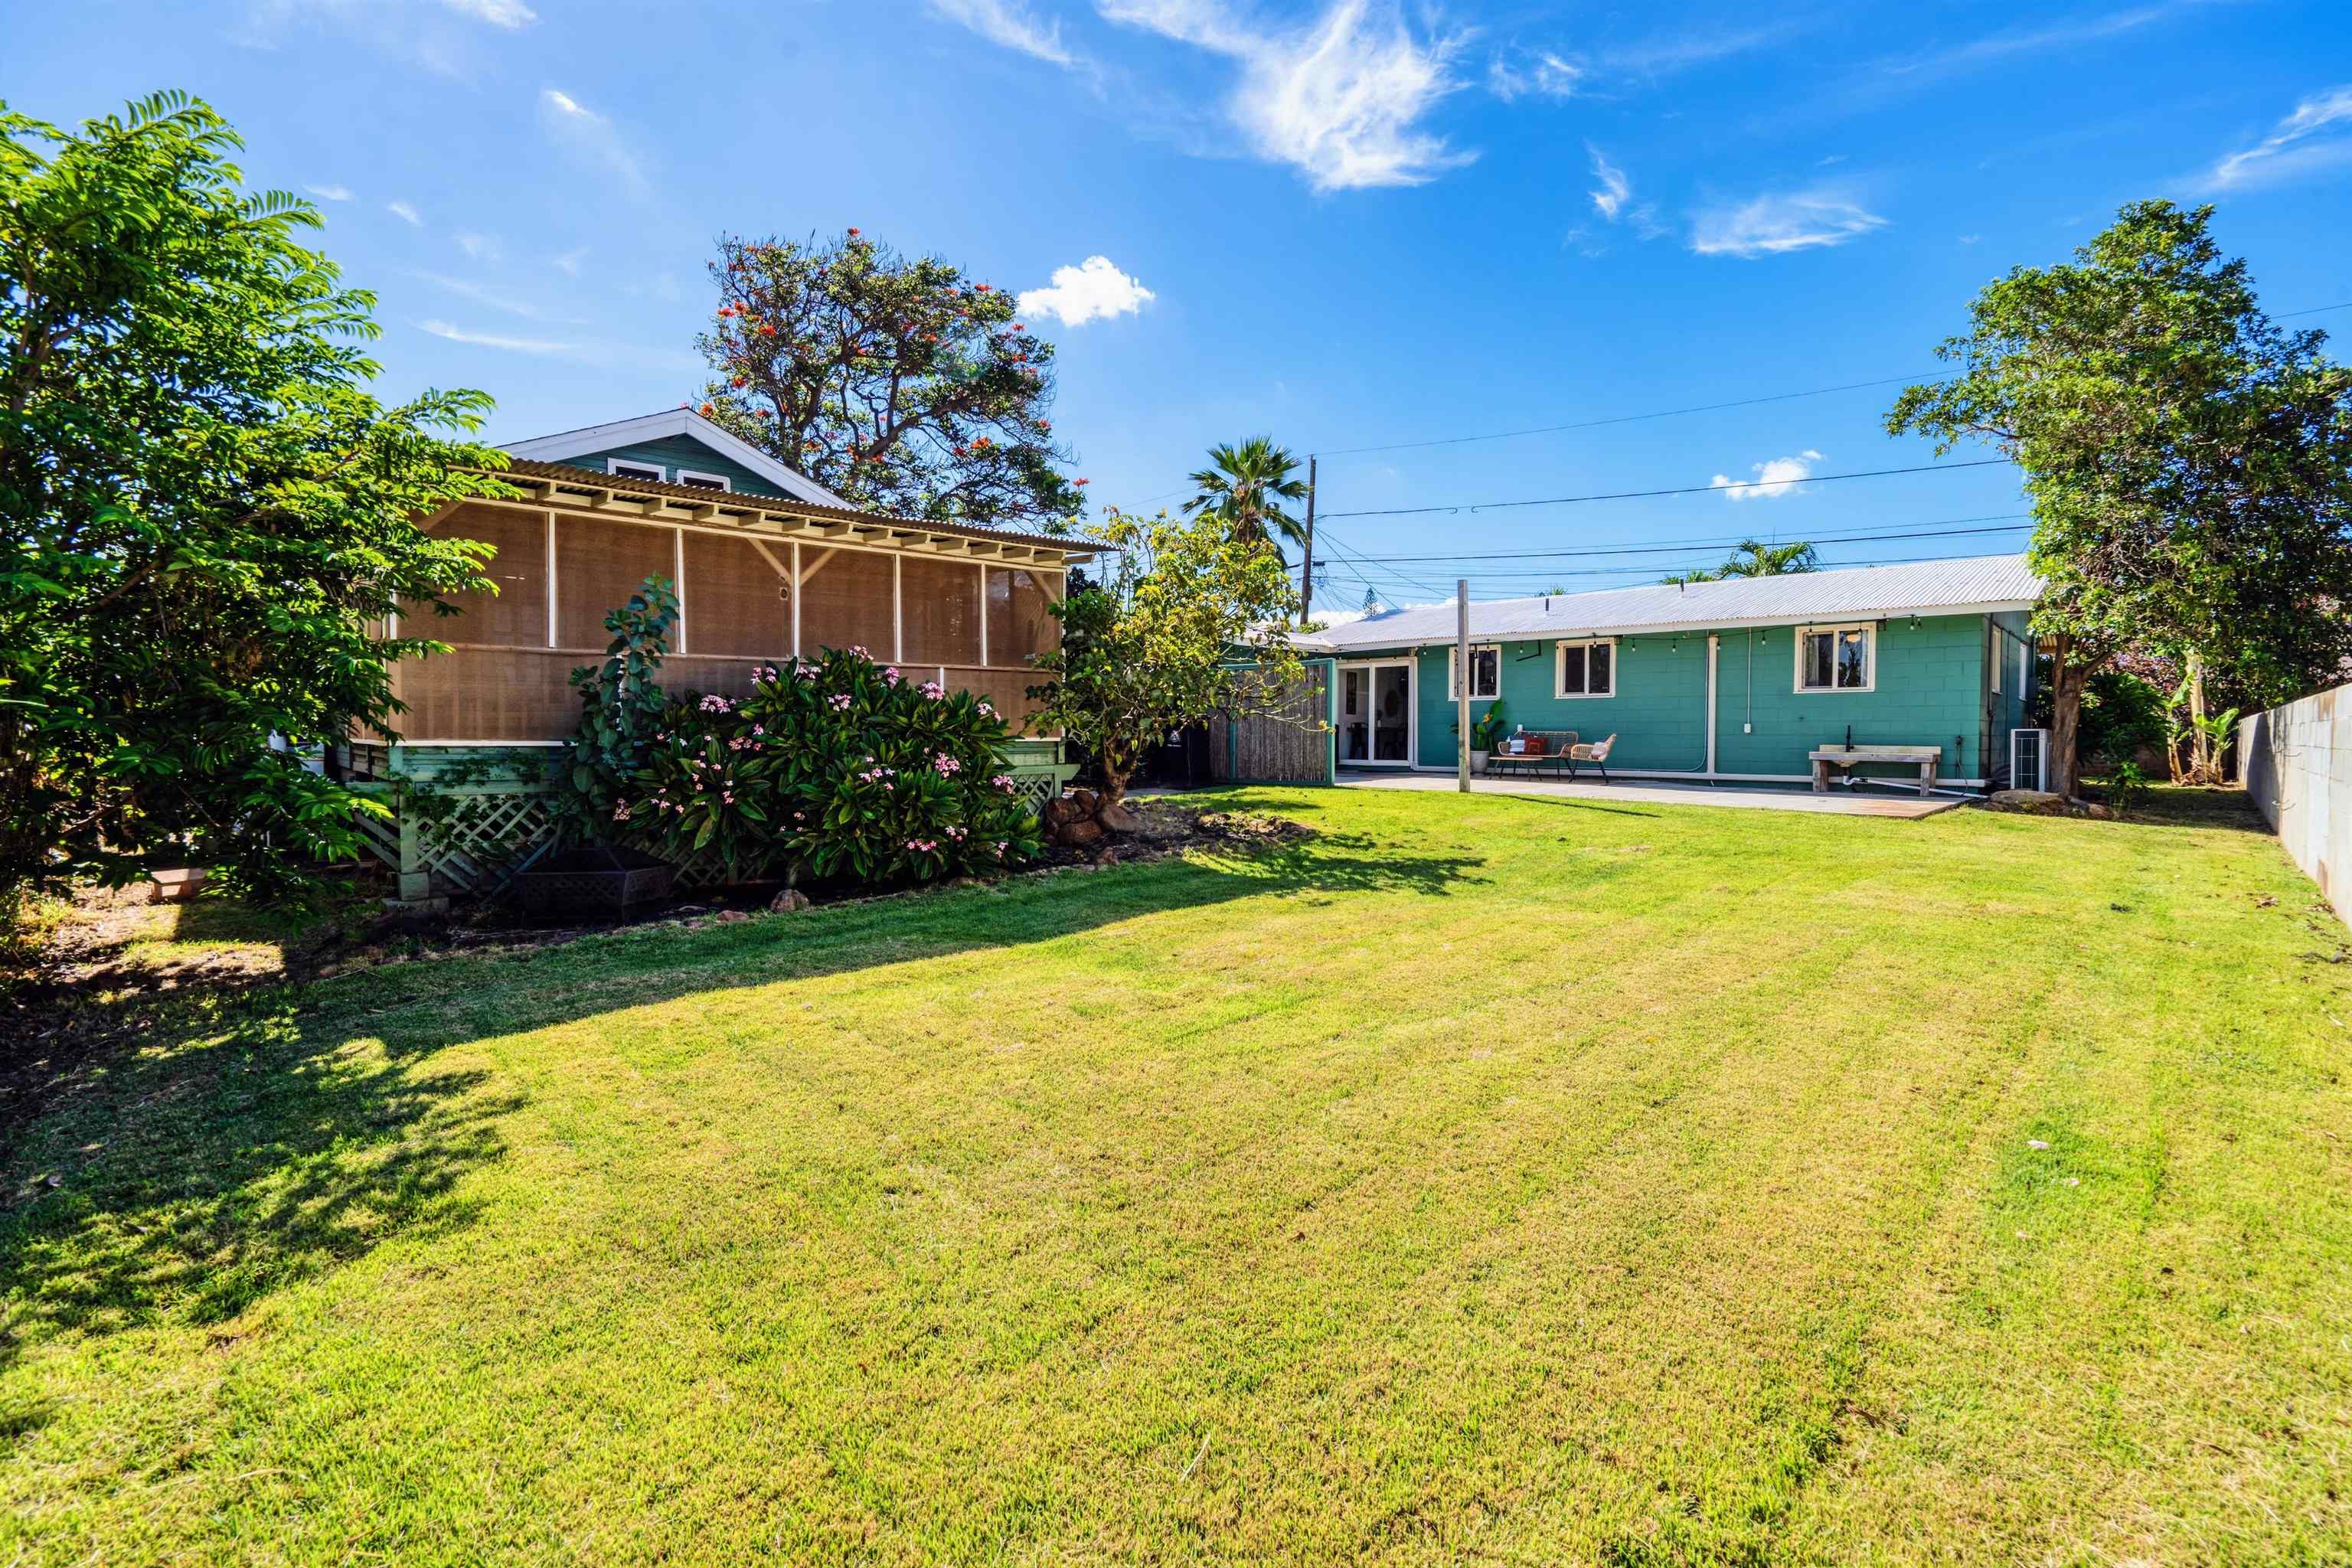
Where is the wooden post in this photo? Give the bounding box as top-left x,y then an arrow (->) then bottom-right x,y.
1456,579 -> 1470,794
1298,456 -> 1316,626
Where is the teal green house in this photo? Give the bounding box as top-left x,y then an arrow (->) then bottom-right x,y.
1294,555 -> 2045,791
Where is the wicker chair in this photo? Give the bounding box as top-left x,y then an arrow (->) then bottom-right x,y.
1566,733 -> 1617,783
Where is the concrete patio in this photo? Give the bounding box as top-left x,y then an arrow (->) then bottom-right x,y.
1334,769 -> 1965,818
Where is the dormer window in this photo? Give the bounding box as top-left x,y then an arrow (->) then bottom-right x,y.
607,459 -> 665,484
675,470 -> 730,492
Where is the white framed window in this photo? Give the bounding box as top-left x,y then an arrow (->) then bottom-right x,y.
1448,643 -> 1501,701
675,469 -> 731,492
1990,626 -> 2002,694
1795,623 -> 1875,693
1554,637 -> 1615,698
607,459 -> 665,484
2017,638 -> 2030,697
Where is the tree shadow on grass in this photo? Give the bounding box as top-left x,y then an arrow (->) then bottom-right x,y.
0,831 -> 1484,1420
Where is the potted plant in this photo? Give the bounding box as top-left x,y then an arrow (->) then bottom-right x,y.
1453,701 -> 1508,776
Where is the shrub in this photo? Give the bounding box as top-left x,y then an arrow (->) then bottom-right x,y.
559,593 -> 1042,889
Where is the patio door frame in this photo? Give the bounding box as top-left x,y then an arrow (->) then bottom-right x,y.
1337,658 -> 1417,768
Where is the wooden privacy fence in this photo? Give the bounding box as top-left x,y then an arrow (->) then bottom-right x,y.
1209,659 -> 1335,786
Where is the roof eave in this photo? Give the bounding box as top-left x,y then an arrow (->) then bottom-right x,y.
1319,596 -> 2041,650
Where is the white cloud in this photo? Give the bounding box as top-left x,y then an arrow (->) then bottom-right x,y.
1690,187 -> 1887,257
418,319 -> 570,354
305,182 -> 353,201
1711,449 -> 1824,501
552,247 -> 588,276
387,199 -> 423,226
1487,47 -> 1579,102
1099,0 -> 1472,191
540,88 -> 651,200
2195,83 -> 2352,192
1958,233 -> 1982,244
454,231 -> 501,263
1018,255 -> 1157,326
1587,144 -> 1630,219
440,0 -> 534,24
413,271 -> 585,323
926,0 -> 1079,66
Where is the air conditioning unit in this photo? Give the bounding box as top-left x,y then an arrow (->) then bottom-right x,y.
2011,727 -> 2048,793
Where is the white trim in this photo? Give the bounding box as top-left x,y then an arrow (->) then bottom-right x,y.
1794,622 -> 1877,694
1990,623 -> 2002,694
2017,637 -> 2030,698
1448,642 -> 1501,701
1553,636 -> 1617,699
975,560 -> 989,668
893,553 -> 903,664
674,469 -> 732,493
1336,658 -> 1416,767
673,528 -> 688,653
606,457 -> 666,484
1705,635 -> 1719,775
503,408 -> 854,508
544,511 -> 557,648
443,492 -> 1090,567
790,539 -> 802,657
2011,727 -> 2049,792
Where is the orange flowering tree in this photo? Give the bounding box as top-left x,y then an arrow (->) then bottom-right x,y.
693,230 -> 1086,533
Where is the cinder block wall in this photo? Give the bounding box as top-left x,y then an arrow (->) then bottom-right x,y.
2240,684 -> 2352,928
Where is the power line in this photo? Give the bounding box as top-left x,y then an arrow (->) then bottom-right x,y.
1313,372 -> 1950,458
1338,514 -> 2033,564
1318,458 -> 2013,521
1305,302 -> 2351,462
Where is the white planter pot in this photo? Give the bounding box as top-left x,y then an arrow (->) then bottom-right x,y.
1469,750 -> 1490,776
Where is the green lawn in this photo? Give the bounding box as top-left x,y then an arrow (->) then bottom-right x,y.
5,786 -> 2349,1565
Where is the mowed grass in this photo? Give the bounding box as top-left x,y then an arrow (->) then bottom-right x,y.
4,786 -> 2350,1565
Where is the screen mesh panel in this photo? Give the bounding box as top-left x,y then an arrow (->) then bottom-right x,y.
394,648 -> 580,741
901,557 -> 984,666
664,655 -> 770,703
985,567 -> 1060,668
557,518 -> 675,649
410,504 -> 547,648
683,531 -> 792,658
942,666 -> 1049,734
798,546 -> 897,658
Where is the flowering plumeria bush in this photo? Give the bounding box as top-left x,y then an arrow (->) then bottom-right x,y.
578,639 -> 1043,889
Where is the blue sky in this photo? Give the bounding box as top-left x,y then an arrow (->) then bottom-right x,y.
10,0 -> 2351,611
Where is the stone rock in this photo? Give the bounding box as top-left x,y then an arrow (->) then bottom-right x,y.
1067,786 -> 1099,816
1093,851 -> 1120,868
1096,798 -> 1142,835
2083,803 -> 2115,821
718,910 -> 750,923
1989,789 -> 2068,815
769,888 -> 812,913
1039,795 -> 1081,833
1059,816 -> 1106,848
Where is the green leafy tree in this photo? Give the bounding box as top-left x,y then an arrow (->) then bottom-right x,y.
1888,200 -> 2352,793
1662,538 -> 1817,585
1717,538 -> 1819,577
1182,437 -> 1310,552
694,230 -> 1084,532
0,92 -> 514,902
1030,507 -> 1312,808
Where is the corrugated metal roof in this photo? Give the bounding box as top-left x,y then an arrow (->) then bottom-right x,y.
1301,554 -> 2043,651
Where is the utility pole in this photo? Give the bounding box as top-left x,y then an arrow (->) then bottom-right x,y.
1298,455 -> 1316,626
1456,578 -> 1470,794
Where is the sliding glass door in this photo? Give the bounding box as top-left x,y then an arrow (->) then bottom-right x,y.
1339,661 -> 1413,766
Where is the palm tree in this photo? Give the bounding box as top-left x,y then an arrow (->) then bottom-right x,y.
1717,538 -> 1820,577
1183,437 -> 1309,553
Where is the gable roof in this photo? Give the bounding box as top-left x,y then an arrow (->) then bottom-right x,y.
1298,553 -> 2043,652
499,408 -> 855,509
493,458 -> 1104,557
